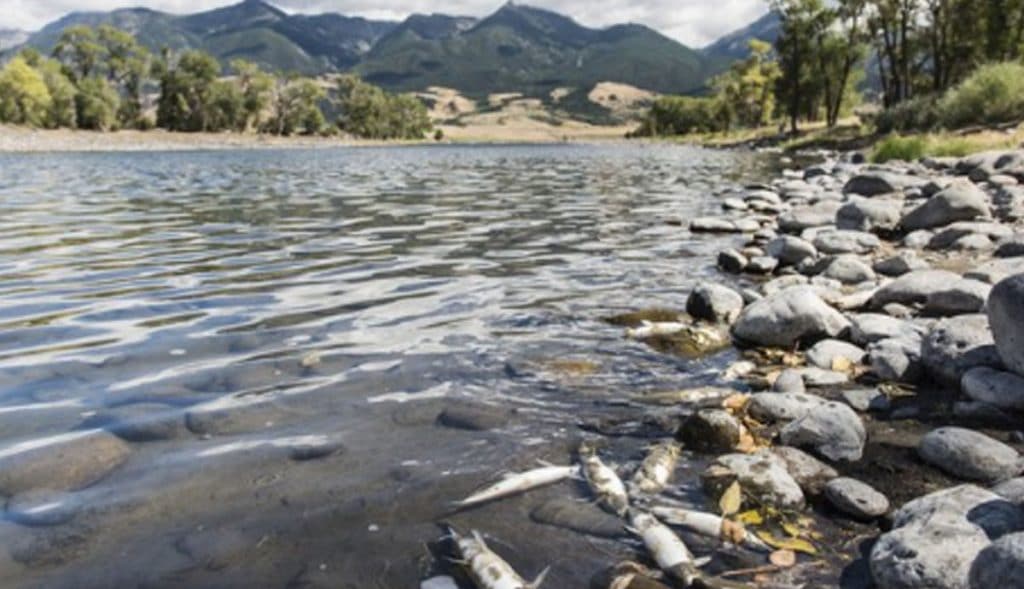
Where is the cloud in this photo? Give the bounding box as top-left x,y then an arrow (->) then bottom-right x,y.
1,0 -> 770,47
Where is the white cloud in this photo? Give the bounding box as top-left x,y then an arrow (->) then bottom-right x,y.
0,0 -> 770,47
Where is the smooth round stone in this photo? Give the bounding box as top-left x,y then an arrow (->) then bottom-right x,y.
918,427 -> 1023,483
780,401 -> 866,462
921,314 -> 1003,386
772,446 -> 837,496
825,477 -> 890,519
0,431 -> 131,496
718,249 -> 748,274
961,367 -> 1024,411
81,403 -> 187,442
678,409 -> 742,453
746,256 -> 779,274
806,339 -> 866,370
842,388 -> 891,412
989,274 -> 1024,377
287,434 -> 346,461
772,369 -> 806,393
6,490 -> 81,526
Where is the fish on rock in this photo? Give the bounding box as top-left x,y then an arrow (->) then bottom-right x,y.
452,462 -> 580,509
580,443 -> 630,517
445,526 -> 549,589
631,441 -> 681,495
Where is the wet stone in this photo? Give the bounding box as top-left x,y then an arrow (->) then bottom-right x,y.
80,403 -> 187,442
825,477 -> 890,519
530,498 -> 629,539
678,409 -> 742,453
717,249 -> 748,274
185,397 -> 300,436
918,427 -> 1023,483
8,524 -> 93,568
685,282 -> 744,324
436,403 -> 514,431
5,490 -> 81,527
0,431 -> 131,496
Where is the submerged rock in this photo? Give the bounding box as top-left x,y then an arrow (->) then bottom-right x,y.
0,431 -> 130,496
6,490 -> 82,527
678,409 -> 742,453
531,498 -> 628,539
731,287 -> 851,348
918,427 -> 1023,483
437,403 -> 514,431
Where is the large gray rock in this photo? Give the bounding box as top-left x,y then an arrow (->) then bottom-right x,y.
922,315 -> 1003,386
772,446 -> 838,495
702,451 -> 805,509
966,258 -> 1024,284
970,532 -> 1024,588
718,248 -> 748,274
850,313 -> 925,345
747,392 -> 827,422
686,282 -> 745,324
961,367 -> 1024,411
825,477 -> 890,519
924,279 -> 992,316
822,255 -> 876,284
869,336 -> 923,382
872,485 -> 1024,589
780,401 -> 866,462
772,369 -> 806,393
806,339 -> 866,369
874,252 -> 930,277
901,181 -> 992,230
988,274 -> 1024,377
766,236 -> 818,266
871,270 -> 963,307
813,229 -> 881,255
919,427 -> 1023,483
844,171 -> 924,196
995,234 -> 1024,258
0,431 -> 131,495
837,197 -> 903,232
779,202 -> 843,232
732,287 -> 851,348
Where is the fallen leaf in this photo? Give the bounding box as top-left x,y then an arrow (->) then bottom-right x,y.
770,549 -> 797,568
722,394 -> 751,413
735,427 -> 758,454
719,481 -> 743,516
737,510 -> 764,526
832,356 -> 854,373
755,531 -> 818,556
781,521 -> 802,538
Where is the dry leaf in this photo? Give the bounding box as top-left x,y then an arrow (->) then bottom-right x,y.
832,356 -> 854,373
755,531 -> 819,556
735,426 -> 758,454
719,481 -> 743,516
722,394 -> 750,413
781,521 -> 802,538
720,518 -> 747,545
737,510 -> 764,526
770,549 -> 797,568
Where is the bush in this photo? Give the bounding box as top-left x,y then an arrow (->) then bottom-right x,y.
634,96 -> 723,137
75,77 -> 120,131
939,62 -> 1024,129
872,95 -> 942,134
0,57 -> 52,127
872,135 -> 926,163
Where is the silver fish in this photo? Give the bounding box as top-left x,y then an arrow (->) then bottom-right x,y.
631,442 -> 681,495
453,463 -> 579,509
447,527 -> 549,589
580,443 -> 630,517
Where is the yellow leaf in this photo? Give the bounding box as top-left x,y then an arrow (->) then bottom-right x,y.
832,356 -> 854,373
719,481 -> 743,516
755,531 -> 819,556
737,510 -> 764,526
722,394 -> 750,413
781,521 -> 802,538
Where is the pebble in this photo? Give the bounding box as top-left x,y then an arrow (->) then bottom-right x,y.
772,446 -> 838,496
772,369 -> 806,393
685,282 -> 744,324
842,388 -> 891,412
805,339 -> 866,370
825,477 -> 890,519
961,367 -> 1024,411
874,252 -> 930,277
717,248 -> 748,274
747,392 -> 826,422
6,490 -> 82,527
766,235 -> 818,265
918,427 -> 1023,483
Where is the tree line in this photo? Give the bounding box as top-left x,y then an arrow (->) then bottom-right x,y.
0,25 -> 433,140
638,0 -> 1024,137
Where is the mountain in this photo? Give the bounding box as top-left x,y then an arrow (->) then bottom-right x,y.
702,10 -> 781,71
0,29 -> 28,51
359,3 -> 709,97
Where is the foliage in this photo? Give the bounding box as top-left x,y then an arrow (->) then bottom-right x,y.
711,40 -> 782,129
35,58 -> 78,129
267,77 -> 327,136
872,94 -> 942,133
75,76 -> 120,131
871,135 -> 926,162
335,75 -> 432,140
634,96 -> 723,136
938,62 -> 1024,128
156,50 -> 222,132
0,57 -> 52,127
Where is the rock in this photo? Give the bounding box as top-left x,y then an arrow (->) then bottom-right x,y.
989,274 -> 1024,376
531,498 -> 628,539
970,532 -> 1024,588
966,258 -> 1024,284
691,217 -> 740,233
779,202 -> 843,232
678,409 -> 742,453
80,403 -> 187,442
760,275 -> 808,296
287,434 -> 346,461
686,283 -> 744,324
702,451 -> 805,509
903,229 -> 935,248
797,367 -> 850,387
718,248 -> 748,274
825,477 -> 890,519
901,181 -> 991,230
813,230 -> 881,255
874,253 -> 931,277
0,431 -> 131,496
924,279 -> 991,316
850,313 -> 925,345
747,393 -> 826,422
871,270 -> 963,307
723,197 -> 748,211
772,369 -> 806,393
992,478 -> 1024,503
780,401 -> 866,462
869,336 -> 923,382
961,367 -> 1024,411
806,339 -> 867,369
185,396 -> 304,436
437,403 -> 513,431
842,388 -> 892,412
745,256 -> 779,274
951,233 -> 995,251
844,171 -> 924,196
772,446 -> 838,496
766,236 -> 818,266
873,484 -> 1024,589
732,287 -> 851,348
919,427 -> 1023,483
921,314 -> 1003,386
995,235 -> 1024,257
5,490 -> 82,527
837,197 -> 903,232
822,255 -> 876,284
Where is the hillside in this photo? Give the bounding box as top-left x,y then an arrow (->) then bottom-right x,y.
0,29 -> 28,51
701,10 -> 781,73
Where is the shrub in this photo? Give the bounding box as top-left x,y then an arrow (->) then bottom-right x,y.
0,57 -> 52,127
75,77 -> 120,131
634,96 -> 722,137
939,62 -> 1024,129
872,95 -> 942,134
872,135 -> 926,163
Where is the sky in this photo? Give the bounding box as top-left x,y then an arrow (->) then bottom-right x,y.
0,0 -> 771,47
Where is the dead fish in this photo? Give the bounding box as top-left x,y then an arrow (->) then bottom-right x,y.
596,561 -> 674,589
650,506 -> 771,553
579,443 -> 630,517
631,442 -> 681,495
452,463 -> 579,509
632,388 -> 733,407
629,511 -> 702,585
445,527 -> 549,589
625,321 -> 689,339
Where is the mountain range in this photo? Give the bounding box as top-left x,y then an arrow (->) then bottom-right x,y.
3,1 -> 778,111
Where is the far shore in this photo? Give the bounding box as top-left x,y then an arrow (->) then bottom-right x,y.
0,123 -> 638,153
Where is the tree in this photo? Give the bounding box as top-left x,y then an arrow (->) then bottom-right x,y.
335,75 -> 432,139
52,25 -> 103,82
773,0 -> 831,132
0,57 -> 52,127
710,40 -> 782,130
868,0 -> 922,106
268,77 -> 326,136
230,59 -> 273,131
36,57 -> 78,129
156,50 -> 221,132
97,25 -> 150,128
819,0 -> 868,127
75,76 -> 120,130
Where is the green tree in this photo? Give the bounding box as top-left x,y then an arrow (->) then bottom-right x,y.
52,25 -> 103,82
773,0 -> 831,132
156,50 -> 221,132
334,75 -> 432,139
97,25 -> 150,128
75,76 -> 120,130
36,58 -> 78,129
269,77 -> 326,136
818,0 -> 868,127
230,59 -> 273,131
0,56 -> 52,127
710,39 -> 782,130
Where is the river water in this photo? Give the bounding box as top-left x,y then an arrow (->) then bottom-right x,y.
0,144 -> 782,588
